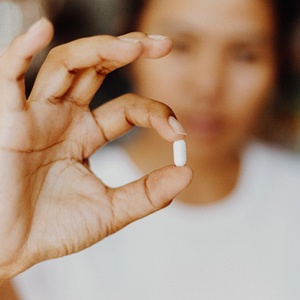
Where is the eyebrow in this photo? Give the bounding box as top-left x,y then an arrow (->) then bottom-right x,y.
233,36 -> 275,46
159,21 -> 275,46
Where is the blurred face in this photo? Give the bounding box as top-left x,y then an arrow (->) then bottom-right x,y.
132,0 -> 277,159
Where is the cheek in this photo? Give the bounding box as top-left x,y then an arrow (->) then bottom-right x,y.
227,65 -> 275,120
223,66 -> 276,141
234,67 -> 275,99
132,59 -> 184,106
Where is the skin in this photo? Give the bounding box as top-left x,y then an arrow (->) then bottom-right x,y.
125,0 -> 278,204
0,19 -> 193,282
0,280 -> 18,300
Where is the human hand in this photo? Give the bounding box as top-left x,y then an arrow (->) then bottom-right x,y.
0,19 -> 192,280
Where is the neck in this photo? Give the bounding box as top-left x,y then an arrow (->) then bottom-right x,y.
122,129 -> 241,205
179,153 -> 240,205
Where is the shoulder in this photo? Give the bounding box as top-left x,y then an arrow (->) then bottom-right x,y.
244,140 -> 300,196
248,140 -> 300,171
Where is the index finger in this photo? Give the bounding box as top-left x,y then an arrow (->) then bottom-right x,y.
29,33 -> 172,104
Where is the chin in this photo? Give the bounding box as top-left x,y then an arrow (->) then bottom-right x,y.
187,136 -> 242,162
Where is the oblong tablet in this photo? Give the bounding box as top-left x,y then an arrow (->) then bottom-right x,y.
173,139 -> 187,167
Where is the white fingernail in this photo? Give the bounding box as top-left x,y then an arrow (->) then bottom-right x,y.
118,37 -> 140,44
169,116 -> 187,136
148,35 -> 169,41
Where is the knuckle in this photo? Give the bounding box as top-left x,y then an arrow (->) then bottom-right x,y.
48,47 -> 78,74
94,64 -> 111,76
144,177 -> 159,209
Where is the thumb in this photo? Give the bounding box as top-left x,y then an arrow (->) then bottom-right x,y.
107,165 -> 193,233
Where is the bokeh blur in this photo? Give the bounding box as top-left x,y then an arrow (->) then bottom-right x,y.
1,0 -> 300,148
0,1 -> 300,299
0,0 -> 130,108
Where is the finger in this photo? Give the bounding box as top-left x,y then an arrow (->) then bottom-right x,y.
29,35 -> 143,105
107,165 -> 193,234
119,32 -> 173,59
0,19 -> 53,111
61,33 -> 172,105
93,93 -> 187,142
85,93 -> 186,157
29,33 -> 172,106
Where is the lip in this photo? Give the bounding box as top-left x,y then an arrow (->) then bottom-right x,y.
182,114 -> 225,140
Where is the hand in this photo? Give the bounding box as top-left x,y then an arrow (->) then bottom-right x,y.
0,19 -> 193,280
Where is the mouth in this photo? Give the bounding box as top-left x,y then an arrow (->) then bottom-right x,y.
182,114 -> 225,140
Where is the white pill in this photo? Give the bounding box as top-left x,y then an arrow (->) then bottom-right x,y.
173,139 -> 187,167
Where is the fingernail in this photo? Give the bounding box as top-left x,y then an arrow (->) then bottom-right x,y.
28,18 -> 46,33
118,37 -> 140,44
169,116 -> 187,135
148,35 -> 169,41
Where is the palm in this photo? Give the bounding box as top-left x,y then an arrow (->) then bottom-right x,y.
0,93 -> 108,262
13,102 -> 109,259
0,20 -> 192,280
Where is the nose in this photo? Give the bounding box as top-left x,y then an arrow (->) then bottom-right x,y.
188,47 -> 225,105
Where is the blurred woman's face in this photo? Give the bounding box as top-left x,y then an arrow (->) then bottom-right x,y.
132,0 -> 277,159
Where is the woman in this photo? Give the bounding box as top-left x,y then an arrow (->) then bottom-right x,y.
13,0 -> 300,299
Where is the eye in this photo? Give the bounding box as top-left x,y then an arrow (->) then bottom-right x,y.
172,39 -> 193,54
232,47 -> 260,63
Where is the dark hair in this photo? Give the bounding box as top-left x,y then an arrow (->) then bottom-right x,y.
119,0 -> 300,146
123,0 -> 299,89
122,0 -> 148,33
111,0 -> 300,101
273,0 -> 300,99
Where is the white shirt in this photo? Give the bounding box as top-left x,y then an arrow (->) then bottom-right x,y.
13,141 -> 300,299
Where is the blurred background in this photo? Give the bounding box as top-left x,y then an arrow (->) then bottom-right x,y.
0,0 -> 300,148
0,0 -> 131,109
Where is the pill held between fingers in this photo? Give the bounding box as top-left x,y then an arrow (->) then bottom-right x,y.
173,139 -> 187,167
